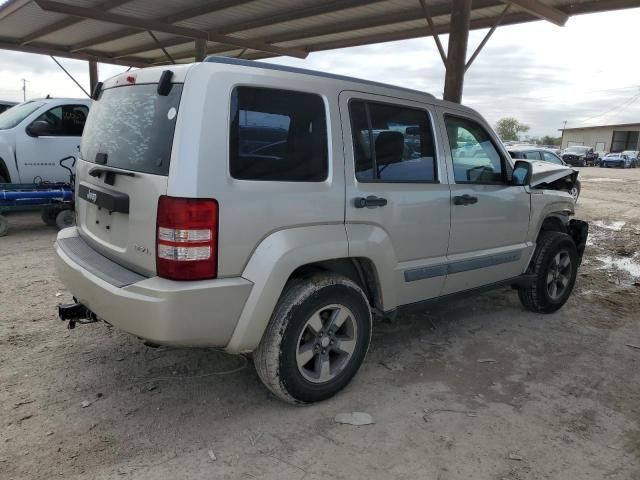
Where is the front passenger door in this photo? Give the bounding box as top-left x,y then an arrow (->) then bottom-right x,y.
16,104 -> 88,183
442,115 -> 532,294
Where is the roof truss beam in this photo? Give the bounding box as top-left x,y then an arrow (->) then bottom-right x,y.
34,0 -> 308,59
69,0 -> 255,52
0,39 -> 150,68
498,0 -> 568,26
81,0 -> 383,58
156,0 -> 500,63
20,0 -> 133,45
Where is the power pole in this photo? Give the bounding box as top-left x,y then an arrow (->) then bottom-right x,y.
21,78 -> 28,101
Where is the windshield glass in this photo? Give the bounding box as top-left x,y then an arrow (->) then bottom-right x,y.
81,83 -> 183,176
0,101 -> 44,130
566,146 -> 588,153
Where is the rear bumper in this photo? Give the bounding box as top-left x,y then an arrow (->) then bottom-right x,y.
54,228 -> 253,347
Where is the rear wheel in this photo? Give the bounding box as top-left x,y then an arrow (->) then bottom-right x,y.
519,231 -> 578,314
254,273 -> 372,404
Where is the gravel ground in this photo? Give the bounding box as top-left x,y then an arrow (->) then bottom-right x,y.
1,166 -> 639,479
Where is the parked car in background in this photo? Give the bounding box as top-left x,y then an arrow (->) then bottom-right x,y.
508,146 -> 581,201
600,153 -> 636,168
0,100 -> 17,114
562,145 -> 598,167
622,150 -> 639,164
0,98 -> 91,184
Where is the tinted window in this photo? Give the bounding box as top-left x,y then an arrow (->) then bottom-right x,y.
349,100 -> 436,182
230,87 -> 327,182
81,84 -> 182,176
445,116 -> 505,184
542,151 -> 563,164
32,104 -> 88,136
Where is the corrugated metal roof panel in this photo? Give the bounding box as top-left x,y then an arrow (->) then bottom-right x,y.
0,0 -> 636,68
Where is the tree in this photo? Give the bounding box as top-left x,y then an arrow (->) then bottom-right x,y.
540,135 -> 561,146
495,117 -> 530,142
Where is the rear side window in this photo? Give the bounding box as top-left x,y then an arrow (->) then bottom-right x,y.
81,84 -> 183,176
230,87 -> 328,181
349,100 -> 437,182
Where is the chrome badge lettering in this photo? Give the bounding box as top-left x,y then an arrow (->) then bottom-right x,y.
87,190 -> 97,203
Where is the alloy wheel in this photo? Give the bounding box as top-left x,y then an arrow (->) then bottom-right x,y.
295,304 -> 358,383
546,250 -> 572,300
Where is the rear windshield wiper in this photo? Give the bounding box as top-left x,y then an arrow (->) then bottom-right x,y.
88,165 -> 135,185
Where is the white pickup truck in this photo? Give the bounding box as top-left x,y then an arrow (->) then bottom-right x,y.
0,98 -> 91,184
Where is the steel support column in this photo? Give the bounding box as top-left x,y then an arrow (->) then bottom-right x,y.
88,60 -> 98,95
443,0 -> 471,103
194,38 -> 206,62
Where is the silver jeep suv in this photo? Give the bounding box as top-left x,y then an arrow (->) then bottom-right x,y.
55,57 -> 587,404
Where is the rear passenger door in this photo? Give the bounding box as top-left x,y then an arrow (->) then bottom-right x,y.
439,114 -> 531,294
340,92 -> 451,306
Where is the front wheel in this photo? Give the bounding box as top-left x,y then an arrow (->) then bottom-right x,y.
570,185 -> 580,203
518,231 -> 578,313
254,273 -> 372,404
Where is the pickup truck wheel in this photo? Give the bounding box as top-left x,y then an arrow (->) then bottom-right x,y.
518,231 -> 578,314
254,273 -> 372,404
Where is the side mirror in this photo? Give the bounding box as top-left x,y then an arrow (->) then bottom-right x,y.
512,160 -> 532,186
27,120 -> 51,137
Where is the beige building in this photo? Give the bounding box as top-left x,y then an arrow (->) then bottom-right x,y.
561,123 -> 640,153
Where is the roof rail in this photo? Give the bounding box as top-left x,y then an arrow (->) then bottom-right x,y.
204,56 -> 434,98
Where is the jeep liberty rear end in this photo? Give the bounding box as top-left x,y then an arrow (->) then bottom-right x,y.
55,58 -> 587,404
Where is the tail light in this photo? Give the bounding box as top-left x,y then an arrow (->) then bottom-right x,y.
156,196 -> 218,280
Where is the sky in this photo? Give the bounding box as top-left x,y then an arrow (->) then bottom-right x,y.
0,6 -> 639,137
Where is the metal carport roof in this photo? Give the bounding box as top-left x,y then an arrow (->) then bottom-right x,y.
0,0 -> 638,101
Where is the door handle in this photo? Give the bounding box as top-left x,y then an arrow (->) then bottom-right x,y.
354,196 -> 388,208
453,194 -> 478,206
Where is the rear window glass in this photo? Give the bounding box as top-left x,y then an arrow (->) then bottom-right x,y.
229,87 -> 328,181
80,83 -> 183,176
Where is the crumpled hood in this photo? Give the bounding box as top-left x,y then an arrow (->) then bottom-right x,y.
525,160 -> 578,188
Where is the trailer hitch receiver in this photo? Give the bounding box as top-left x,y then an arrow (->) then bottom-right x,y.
57,302 -> 98,329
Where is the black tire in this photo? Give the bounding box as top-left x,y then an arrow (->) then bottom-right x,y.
254,273 -> 372,404
55,209 -> 75,230
0,214 -> 8,237
519,231 -> 578,314
41,208 -> 58,227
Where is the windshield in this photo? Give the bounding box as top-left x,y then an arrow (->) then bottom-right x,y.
80,83 -> 183,176
0,101 -> 44,130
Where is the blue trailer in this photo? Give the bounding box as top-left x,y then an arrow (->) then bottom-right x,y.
0,157 -> 75,236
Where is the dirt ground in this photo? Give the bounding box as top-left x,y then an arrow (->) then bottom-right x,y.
1,166 -> 639,480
